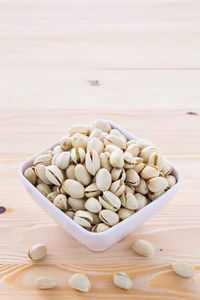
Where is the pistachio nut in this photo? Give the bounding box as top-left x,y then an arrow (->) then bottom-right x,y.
36,183 -> 51,197
69,124 -> 88,135
24,167 -> 37,185
148,152 -> 164,171
66,208 -> 76,219
134,162 -> 145,174
92,223 -> 110,232
45,165 -> 64,186
120,192 -> 138,210
136,138 -> 153,150
140,165 -> 159,180
68,273 -> 91,292
56,185 -> 67,195
124,185 -> 135,194
127,139 -> 136,146
113,272 -> 132,290
28,243 -> 47,261
110,150 -> 124,168
135,178 -> 149,195
71,147 -> 85,164
47,191 -> 59,202
104,134 -> 126,150
140,145 -> 157,163
35,276 -> 57,290
89,128 -> 107,141
85,150 -> 100,176
66,164 -> 76,180
105,144 -> 123,154
132,239 -> 155,257
126,143 -> 139,157
111,168 -> 126,182
99,209 -> 119,226
85,197 -> 102,213
148,190 -> 164,201
51,152 -> 60,165
53,194 -> 67,210
72,133 -> 89,149
99,191 -> 121,212
85,183 -> 101,198
135,193 -> 147,210
68,197 -> 85,210
110,129 -> 127,141
110,180 -> 125,197
161,159 -> 172,176
118,208 -> 134,220
87,137 -> 104,154
96,168 -> 112,191
60,136 -> 72,150
75,164 -> 91,186
125,169 -> 140,187
53,145 -> 63,154
123,152 -> 136,169
62,179 -> 84,198
172,262 -> 194,278
93,119 -> 111,133
90,212 -> 100,224
33,154 -> 52,166
166,175 -> 176,188
147,177 -> 168,193
74,210 -> 93,228
55,151 -> 70,169
35,164 -> 52,184
99,152 -> 112,172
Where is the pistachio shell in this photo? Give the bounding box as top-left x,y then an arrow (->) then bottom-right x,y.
136,138 -> 153,150
135,178 -> 149,195
74,210 -> 93,228
140,165 -> 159,180
99,152 -> 112,172
113,272 -> 132,290
55,151 -> 70,169
110,150 -> 124,168
126,143 -> 139,157
28,243 -> 47,261
123,152 -> 136,169
166,175 -> 176,188
33,154 -> 52,166
35,276 -> 57,290
105,144 -> 123,154
99,191 -> 121,212
140,145 -> 157,163
148,152 -> 164,171
87,137 -> 104,154
62,179 -> 84,198
135,193 -> 147,210
89,128 -> 107,141
36,183 -> 51,196
85,150 -> 100,176
72,133 -> 88,149
24,167 -> 37,185
93,119 -> 111,133
161,159 -> 172,176
85,183 -> 101,198
75,164 -> 91,186
110,180 -> 125,197
53,145 -> 63,154
147,177 -> 168,193
104,134 -> 126,150
111,168 -> 126,182
60,136 -> 72,150
69,124 -> 88,135
132,239 -> 155,257
68,273 -> 91,292
66,165 -> 76,180
92,223 -> 110,232
172,262 -> 194,278
85,197 -> 102,213
125,169 -> 140,187
68,197 -> 85,210
53,194 -> 67,210
71,147 -> 85,164
35,164 -> 52,184
120,192 -> 138,210
45,165 -> 64,185
96,168 -> 112,191
47,191 -> 59,202
118,208 -> 134,220
99,210 -> 119,226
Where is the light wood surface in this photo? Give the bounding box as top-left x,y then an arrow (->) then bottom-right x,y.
0,0 -> 200,299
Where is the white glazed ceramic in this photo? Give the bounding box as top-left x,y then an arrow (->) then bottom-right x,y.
18,121 -> 182,252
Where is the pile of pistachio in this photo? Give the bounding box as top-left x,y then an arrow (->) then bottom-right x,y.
24,119 -> 177,232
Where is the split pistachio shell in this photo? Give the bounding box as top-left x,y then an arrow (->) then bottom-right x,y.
85,183 -> 101,198
24,167 -> 37,185
132,239 -> 155,257
125,169 -> 140,187
96,168 -> 112,191
93,119 -> 111,133
166,175 -> 176,188
35,276 -> 57,290
68,197 -> 85,210
75,164 -> 91,186
90,212 -> 100,224
110,150 -> 124,168
72,133 -> 88,149
120,192 -> 138,210
148,190 -> 165,200
135,178 -> 149,195
161,159 -> 172,176
74,210 -> 93,228
47,191 -> 59,202
87,137 -> 104,154
99,191 -> 121,212
105,134 -> 126,150
110,129 -> 127,140
92,223 -> 110,232
118,208 -> 134,220
66,208 -> 76,219
113,272 -> 132,290
71,147 -> 85,164
126,143 -> 139,157
172,262 -> 194,278
68,273 -> 91,292
105,144 -> 123,154
45,165 -> 64,185
99,152 -> 112,172
85,197 -> 102,213
99,210 -> 119,226
140,145 -> 157,163
148,152 -> 164,171
35,164 -> 52,184
69,124 -> 88,135
134,162 -> 145,174
140,165 -> 159,180
135,193 -> 147,210
28,243 -> 47,261
111,168 -> 126,182
62,179 -> 84,198
147,177 -> 168,193
66,165 -> 76,180
89,128 -> 107,141
136,138 -> 153,150
53,145 -> 63,154
33,154 -> 52,166
123,152 -> 136,169
124,185 -> 135,194
53,194 -> 67,210
55,151 -> 70,169
60,136 -> 72,150
51,152 -> 60,165
85,150 -> 100,176
110,180 -> 125,197
36,183 -> 51,196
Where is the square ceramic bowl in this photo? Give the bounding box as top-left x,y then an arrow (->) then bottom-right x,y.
18,121 -> 182,252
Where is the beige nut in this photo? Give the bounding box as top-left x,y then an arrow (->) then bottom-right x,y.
71,147 -> 85,164
92,223 -> 110,232
72,133 -> 89,149
68,197 -> 85,210
99,209 -> 119,226
55,151 -> 70,169
104,134 -> 126,150
125,169 -> 140,187
96,168 -> 112,191
118,208 -> 134,220
53,194 -> 67,210
85,183 -> 101,198
105,144 -> 123,154
113,272 -> 132,290
140,145 -> 157,163
136,138 -> 153,150
126,143 -> 139,157
110,129 -> 127,141
28,243 -> 47,261
166,175 -> 176,188
161,159 -> 172,176
123,152 -> 137,169
135,178 -> 149,195
36,183 -> 51,196
99,152 -> 112,172
87,137 -> 104,154
148,152 -> 164,171
120,192 -> 138,210
60,136 -> 72,151
89,128 -> 107,141
35,276 -> 57,290
74,210 -> 93,228
90,212 -> 100,225
45,165 -> 64,186
99,191 -> 121,212
132,239 -> 155,257
111,168 -> 126,182
24,167 -> 37,185
148,190 -> 165,201
133,162 -> 145,174
172,262 -> 194,278
110,150 -> 124,168
147,177 -> 168,193
85,197 -> 102,213
93,119 -> 111,133
35,164 -> 52,184
135,193 -> 148,210
68,273 -> 91,292
110,180 -> 125,197
53,145 -> 63,154
69,124 -> 88,135
85,150 -> 100,176
33,154 -> 52,166
62,179 -> 84,198
66,208 -> 76,219
140,165 -> 159,180
66,165 -> 76,180
75,164 -> 91,186
47,191 -> 59,202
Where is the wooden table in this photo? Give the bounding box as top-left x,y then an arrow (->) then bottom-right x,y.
0,0 -> 200,299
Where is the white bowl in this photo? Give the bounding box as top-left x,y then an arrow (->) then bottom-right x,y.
18,121 -> 182,252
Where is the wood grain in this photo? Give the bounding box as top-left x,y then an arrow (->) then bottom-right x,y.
0,109 -> 200,299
